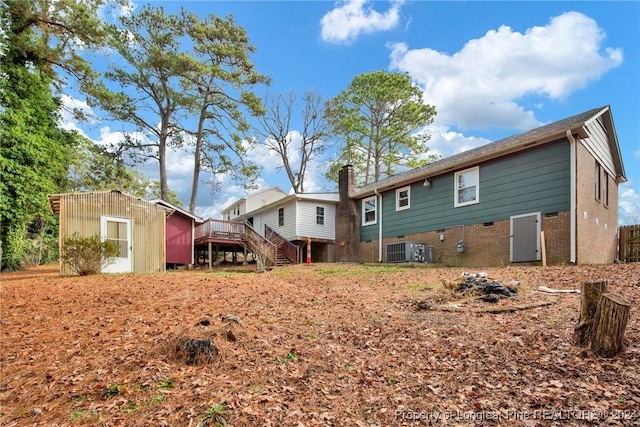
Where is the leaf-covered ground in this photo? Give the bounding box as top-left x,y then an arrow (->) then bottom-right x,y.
1,263 -> 639,426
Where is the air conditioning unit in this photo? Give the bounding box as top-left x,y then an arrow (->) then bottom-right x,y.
385,242 -> 432,263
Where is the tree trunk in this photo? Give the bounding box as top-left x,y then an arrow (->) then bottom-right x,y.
590,293 -> 631,358
572,281 -> 608,346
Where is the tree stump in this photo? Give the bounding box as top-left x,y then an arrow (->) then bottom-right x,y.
590,293 -> 631,358
572,281 -> 608,346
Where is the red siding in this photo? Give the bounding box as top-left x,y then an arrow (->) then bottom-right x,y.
166,213 -> 194,264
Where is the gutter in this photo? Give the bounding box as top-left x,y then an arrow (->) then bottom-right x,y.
374,188 -> 383,262
566,130 -> 577,264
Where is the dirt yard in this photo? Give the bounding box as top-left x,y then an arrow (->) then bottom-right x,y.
1,263 -> 639,426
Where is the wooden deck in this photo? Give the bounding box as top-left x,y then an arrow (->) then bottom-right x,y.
194,219 -> 245,245
193,218 -> 300,268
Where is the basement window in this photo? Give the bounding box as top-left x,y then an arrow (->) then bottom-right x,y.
362,196 -> 377,226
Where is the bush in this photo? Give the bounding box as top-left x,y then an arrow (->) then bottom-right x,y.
61,233 -> 119,276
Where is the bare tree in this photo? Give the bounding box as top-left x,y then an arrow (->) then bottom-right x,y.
256,91 -> 330,193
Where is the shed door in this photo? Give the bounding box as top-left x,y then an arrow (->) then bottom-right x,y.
510,212 -> 541,262
101,216 -> 133,273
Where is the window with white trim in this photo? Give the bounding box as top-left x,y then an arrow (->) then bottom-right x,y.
278,207 -> 284,226
316,206 -> 325,225
362,196 -> 377,226
396,186 -> 410,211
454,166 -> 479,207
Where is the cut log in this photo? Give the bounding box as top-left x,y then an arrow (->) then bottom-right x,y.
590,293 -> 631,358
572,281 -> 608,346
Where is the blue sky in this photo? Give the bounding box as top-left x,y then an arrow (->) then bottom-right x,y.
63,1 -> 640,224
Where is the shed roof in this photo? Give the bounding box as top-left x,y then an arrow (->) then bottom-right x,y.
353,105 -> 626,198
150,199 -> 204,222
48,190 -> 174,216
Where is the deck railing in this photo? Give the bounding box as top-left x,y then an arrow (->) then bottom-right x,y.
194,219 -> 301,266
195,219 -> 245,241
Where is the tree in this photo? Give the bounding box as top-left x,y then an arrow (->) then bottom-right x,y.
180,10 -> 269,213
0,0 -> 123,270
68,136 -> 150,197
0,64 -> 76,270
91,5 -> 193,201
256,91 -> 330,193
325,70 -> 437,186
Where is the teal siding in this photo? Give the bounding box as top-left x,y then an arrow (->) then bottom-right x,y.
360,140 -> 570,241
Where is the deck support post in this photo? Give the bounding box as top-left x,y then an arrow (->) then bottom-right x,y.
208,242 -> 212,269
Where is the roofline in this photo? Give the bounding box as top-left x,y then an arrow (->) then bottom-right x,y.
149,199 -> 204,222
221,185 -> 289,212
236,192 -> 339,219
352,106 -> 620,198
48,190 -> 174,216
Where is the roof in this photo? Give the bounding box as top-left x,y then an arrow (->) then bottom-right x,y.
221,186 -> 288,212
48,190 -> 174,216
236,192 -> 339,219
353,105 -> 626,198
150,199 -> 204,222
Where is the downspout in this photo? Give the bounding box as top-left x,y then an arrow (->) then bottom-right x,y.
374,188 -> 383,262
566,130 -> 577,264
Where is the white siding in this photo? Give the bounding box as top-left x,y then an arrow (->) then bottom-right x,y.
275,200 -> 297,240
583,116 -> 615,177
296,201 -> 336,240
253,200 -> 297,240
246,188 -> 288,212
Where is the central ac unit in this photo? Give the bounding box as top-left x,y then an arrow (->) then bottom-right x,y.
385,242 -> 432,263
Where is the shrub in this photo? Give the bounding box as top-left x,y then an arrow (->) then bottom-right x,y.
61,232 -> 119,276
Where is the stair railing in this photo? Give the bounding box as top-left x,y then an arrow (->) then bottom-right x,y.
265,225 -> 300,264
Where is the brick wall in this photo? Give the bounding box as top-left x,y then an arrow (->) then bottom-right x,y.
359,211 -> 571,267
575,142 -> 619,264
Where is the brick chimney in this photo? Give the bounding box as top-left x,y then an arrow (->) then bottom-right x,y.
335,165 -> 360,262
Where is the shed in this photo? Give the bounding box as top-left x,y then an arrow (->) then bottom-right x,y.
151,200 -> 203,266
48,191 -> 172,275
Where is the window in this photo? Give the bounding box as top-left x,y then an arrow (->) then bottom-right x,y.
396,186 -> 410,211
362,196 -> 377,226
454,166 -> 479,207
595,162 -> 601,202
278,207 -> 284,226
603,173 -> 609,207
316,206 -> 325,225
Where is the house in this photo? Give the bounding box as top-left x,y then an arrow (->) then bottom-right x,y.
234,192 -> 340,263
221,186 -> 288,221
151,199 -> 203,267
336,106 -> 626,267
48,190 -> 172,275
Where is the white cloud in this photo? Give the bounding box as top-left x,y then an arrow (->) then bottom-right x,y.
619,182 -> 640,225
320,0 -> 404,45
243,139 -> 283,174
389,11 -> 623,131
420,124 -> 491,160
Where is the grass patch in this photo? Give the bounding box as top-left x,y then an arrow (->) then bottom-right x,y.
199,401 -> 227,427
149,394 -> 164,405
317,267 -> 349,275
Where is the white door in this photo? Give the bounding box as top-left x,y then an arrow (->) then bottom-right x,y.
101,216 -> 133,273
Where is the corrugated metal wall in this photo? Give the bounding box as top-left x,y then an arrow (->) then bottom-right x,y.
166,213 -> 193,265
58,192 -> 167,275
